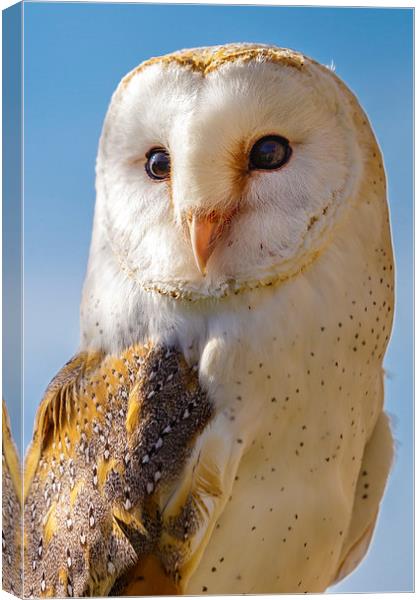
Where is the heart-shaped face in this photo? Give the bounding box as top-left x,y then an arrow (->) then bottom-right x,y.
80,43 -> 378,351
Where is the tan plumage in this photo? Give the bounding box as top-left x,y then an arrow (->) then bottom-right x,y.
2,401 -> 23,597
23,346 -> 213,597
334,411 -> 393,583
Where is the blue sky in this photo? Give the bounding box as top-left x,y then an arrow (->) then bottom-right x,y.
14,2 -> 413,593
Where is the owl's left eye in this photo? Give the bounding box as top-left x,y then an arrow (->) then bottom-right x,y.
249,135 -> 292,171
145,148 -> 171,180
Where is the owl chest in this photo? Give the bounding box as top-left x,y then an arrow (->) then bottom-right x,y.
187,292 -> 385,593
200,289 -> 382,451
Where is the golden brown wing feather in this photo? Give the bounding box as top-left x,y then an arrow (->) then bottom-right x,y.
23,345 -> 213,597
2,400 -> 23,597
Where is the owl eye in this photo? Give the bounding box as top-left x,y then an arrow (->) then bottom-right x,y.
145,148 -> 171,180
249,135 -> 292,171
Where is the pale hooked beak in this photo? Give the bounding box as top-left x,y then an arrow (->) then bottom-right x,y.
187,213 -> 227,275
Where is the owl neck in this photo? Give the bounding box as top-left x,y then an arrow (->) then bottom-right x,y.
80,184 -> 390,358
80,216 -> 290,356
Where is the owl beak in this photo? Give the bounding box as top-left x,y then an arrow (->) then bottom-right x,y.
188,213 -> 225,275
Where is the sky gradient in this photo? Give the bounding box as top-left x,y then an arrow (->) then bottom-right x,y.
14,3 -> 413,593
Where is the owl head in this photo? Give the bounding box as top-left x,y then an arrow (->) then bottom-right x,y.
81,43 -> 377,349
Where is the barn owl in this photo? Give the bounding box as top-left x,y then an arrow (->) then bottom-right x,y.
19,43 -> 395,596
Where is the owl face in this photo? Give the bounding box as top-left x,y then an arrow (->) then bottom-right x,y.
95,45 -> 364,299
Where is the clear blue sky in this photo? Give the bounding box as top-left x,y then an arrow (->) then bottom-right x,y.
15,2 -> 413,593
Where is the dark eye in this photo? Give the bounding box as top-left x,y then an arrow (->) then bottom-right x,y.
249,135 -> 292,171
145,148 -> 171,180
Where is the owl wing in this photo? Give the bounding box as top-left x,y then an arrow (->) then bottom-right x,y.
114,423 -> 243,595
23,345 -> 214,597
2,400 -> 23,597
153,412 -> 243,592
332,410 -> 394,584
